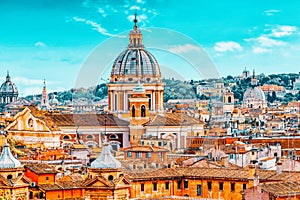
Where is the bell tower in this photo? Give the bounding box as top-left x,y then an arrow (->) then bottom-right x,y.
128,84 -> 149,146
40,79 -> 49,109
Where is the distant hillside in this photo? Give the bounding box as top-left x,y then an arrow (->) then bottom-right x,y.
25,73 -> 300,103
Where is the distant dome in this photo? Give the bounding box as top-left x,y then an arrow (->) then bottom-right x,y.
91,141 -> 121,169
0,142 -> 22,169
243,86 -> 267,109
243,87 -> 266,101
0,71 -> 18,104
110,18 -> 161,83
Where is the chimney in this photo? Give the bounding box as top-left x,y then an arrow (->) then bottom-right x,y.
221,156 -> 228,167
276,162 -> 282,174
249,164 -> 259,187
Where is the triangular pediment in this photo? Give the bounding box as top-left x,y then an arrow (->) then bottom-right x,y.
113,174 -> 130,187
12,175 -> 30,187
83,176 -> 114,187
5,107 -> 51,132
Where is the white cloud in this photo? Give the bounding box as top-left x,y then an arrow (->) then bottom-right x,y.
130,6 -> 140,10
264,9 -> 280,16
246,36 -> 285,47
98,8 -> 105,13
168,44 -> 202,53
34,41 -> 46,47
214,41 -> 242,52
256,36 -> 285,47
271,25 -> 297,37
252,47 -> 270,54
73,17 -> 123,37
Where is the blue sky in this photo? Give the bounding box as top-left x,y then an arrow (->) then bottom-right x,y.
0,0 -> 300,96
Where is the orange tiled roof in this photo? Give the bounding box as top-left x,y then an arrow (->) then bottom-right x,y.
287,101 -> 300,108
261,181 -> 300,197
46,113 -> 129,127
144,113 -> 204,126
24,163 -> 58,174
260,84 -> 285,92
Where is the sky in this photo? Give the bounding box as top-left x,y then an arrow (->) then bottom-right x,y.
0,0 -> 300,96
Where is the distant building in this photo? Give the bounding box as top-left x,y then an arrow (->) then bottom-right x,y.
0,71 -> 18,106
259,84 -> 286,98
242,67 -> 251,79
243,70 -> 267,109
40,79 -> 51,110
196,81 -> 226,97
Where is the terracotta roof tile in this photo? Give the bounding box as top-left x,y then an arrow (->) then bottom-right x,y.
25,164 -> 58,174
145,113 -> 203,126
46,113 -> 129,127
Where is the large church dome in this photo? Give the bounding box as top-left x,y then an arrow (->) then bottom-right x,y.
110,15 -> 161,83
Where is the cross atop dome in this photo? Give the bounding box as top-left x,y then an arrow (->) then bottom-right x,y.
133,11 -> 138,29
6,70 -> 10,82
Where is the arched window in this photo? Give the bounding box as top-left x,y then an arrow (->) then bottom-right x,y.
109,134 -> 118,140
86,135 -> 94,141
63,135 -> 71,141
228,96 -> 232,103
132,105 -> 135,117
141,105 -> 146,117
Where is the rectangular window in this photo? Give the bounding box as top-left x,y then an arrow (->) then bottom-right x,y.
208,181 -> 212,191
153,182 -> 157,191
158,141 -> 162,146
243,183 -> 247,190
219,182 -> 223,191
146,152 -> 152,158
231,183 -> 235,192
184,180 -> 189,189
127,152 -> 132,157
197,185 -> 202,196
141,183 -> 144,192
177,180 -> 182,190
46,177 -> 49,181
114,94 -> 118,111
158,152 -> 162,158
165,182 -> 169,190
136,152 -> 142,158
